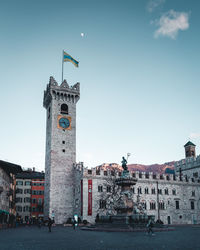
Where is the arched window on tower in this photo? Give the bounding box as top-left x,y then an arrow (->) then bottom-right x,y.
61,104 -> 68,114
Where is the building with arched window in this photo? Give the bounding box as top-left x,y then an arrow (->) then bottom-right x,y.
74,157 -> 200,225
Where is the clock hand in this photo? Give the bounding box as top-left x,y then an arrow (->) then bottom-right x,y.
60,121 -> 66,127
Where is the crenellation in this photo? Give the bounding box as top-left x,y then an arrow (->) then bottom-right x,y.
74,162 -> 84,173
44,78 -> 80,105
49,76 -> 58,86
60,79 -> 69,88
175,154 -> 200,186
175,155 -> 200,171
82,166 -> 200,187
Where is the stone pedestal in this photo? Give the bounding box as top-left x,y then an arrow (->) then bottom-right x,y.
114,170 -> 137,216
95,170 -> 150,229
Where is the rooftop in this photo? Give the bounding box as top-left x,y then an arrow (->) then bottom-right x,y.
184,141 -> 196,147
0,160 -> 22,175
16,171 -> 44,179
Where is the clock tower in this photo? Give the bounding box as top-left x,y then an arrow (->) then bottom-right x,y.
43,76 -> 80,224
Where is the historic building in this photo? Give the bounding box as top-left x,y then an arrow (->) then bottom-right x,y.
31,176 -> 45,219
74,141 -> 200,225
15,170 -> 44,222
43,76 -> 200,226
78,162 -> 200,225
0,160 -> 22,227
43,77 -> 80,224
175,141 -> 200,180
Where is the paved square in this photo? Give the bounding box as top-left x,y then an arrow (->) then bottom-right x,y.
0,225 -> 199,250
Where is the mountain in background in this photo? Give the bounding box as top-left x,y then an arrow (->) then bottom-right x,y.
97,161 -> 175,174
127,161 -> 175,174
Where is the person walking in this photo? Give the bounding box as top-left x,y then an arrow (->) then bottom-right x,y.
72,218 -> 76,230
28,217 -> 32,226
38,218 -> 42,228
147,218 -> 154,236
48,217 -> 52,232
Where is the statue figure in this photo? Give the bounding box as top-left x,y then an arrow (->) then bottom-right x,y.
121,156 -> 128,171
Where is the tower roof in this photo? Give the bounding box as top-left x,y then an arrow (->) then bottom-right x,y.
184,141 -> 196,147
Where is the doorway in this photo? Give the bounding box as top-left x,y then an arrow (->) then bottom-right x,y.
167,216 -> 171,224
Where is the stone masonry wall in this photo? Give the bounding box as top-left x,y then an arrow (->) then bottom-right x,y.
175,155 -> 200,180
81,168 -> 200,225
0,168 -> 10,212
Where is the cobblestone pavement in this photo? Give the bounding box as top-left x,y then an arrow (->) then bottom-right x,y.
0,225 -> 199,250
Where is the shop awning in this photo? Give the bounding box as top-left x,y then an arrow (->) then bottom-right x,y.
0,209 -> 9,215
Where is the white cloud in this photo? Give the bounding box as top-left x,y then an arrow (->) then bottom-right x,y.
189,133 -> 200,139
147,0 -> 165,13
154,10 -> 190,39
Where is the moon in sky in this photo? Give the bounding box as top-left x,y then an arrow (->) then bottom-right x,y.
81,32 -> 84,37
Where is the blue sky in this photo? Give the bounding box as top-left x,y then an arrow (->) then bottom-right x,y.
0,0 -> 200,170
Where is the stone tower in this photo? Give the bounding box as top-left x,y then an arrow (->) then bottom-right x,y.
43,76 -> 80,224
184,141 -> 196,158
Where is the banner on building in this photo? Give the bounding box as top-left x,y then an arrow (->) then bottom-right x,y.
81,180 -> 83,216
88,180 -> 92,216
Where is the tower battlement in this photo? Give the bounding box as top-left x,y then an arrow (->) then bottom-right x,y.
175,155 -> 200,172
83,166 -> 200,184
74,162 -> 84,173
43,76 -> 80,109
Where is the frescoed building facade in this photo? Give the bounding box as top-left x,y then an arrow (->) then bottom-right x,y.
15,170 -> 44,222
31,177 -> 45,218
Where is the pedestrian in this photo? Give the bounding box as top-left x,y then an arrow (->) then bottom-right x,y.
38,218 -> 42,228
48,217 -> 52,232
72,218 -> 76,230
146,218 -> 154,236
29,218 -> 32,226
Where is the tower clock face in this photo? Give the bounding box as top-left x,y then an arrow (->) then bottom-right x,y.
59,117 -> 70,128
58,116 -> 71,130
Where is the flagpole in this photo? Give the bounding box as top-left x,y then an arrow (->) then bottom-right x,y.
62,50 -> 64,83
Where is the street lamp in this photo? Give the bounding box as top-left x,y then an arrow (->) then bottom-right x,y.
127,153 -> 131,161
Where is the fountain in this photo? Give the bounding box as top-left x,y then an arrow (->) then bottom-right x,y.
96,156 -> 149,229
111,156 -> 138,224
81,156 -> 173,232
